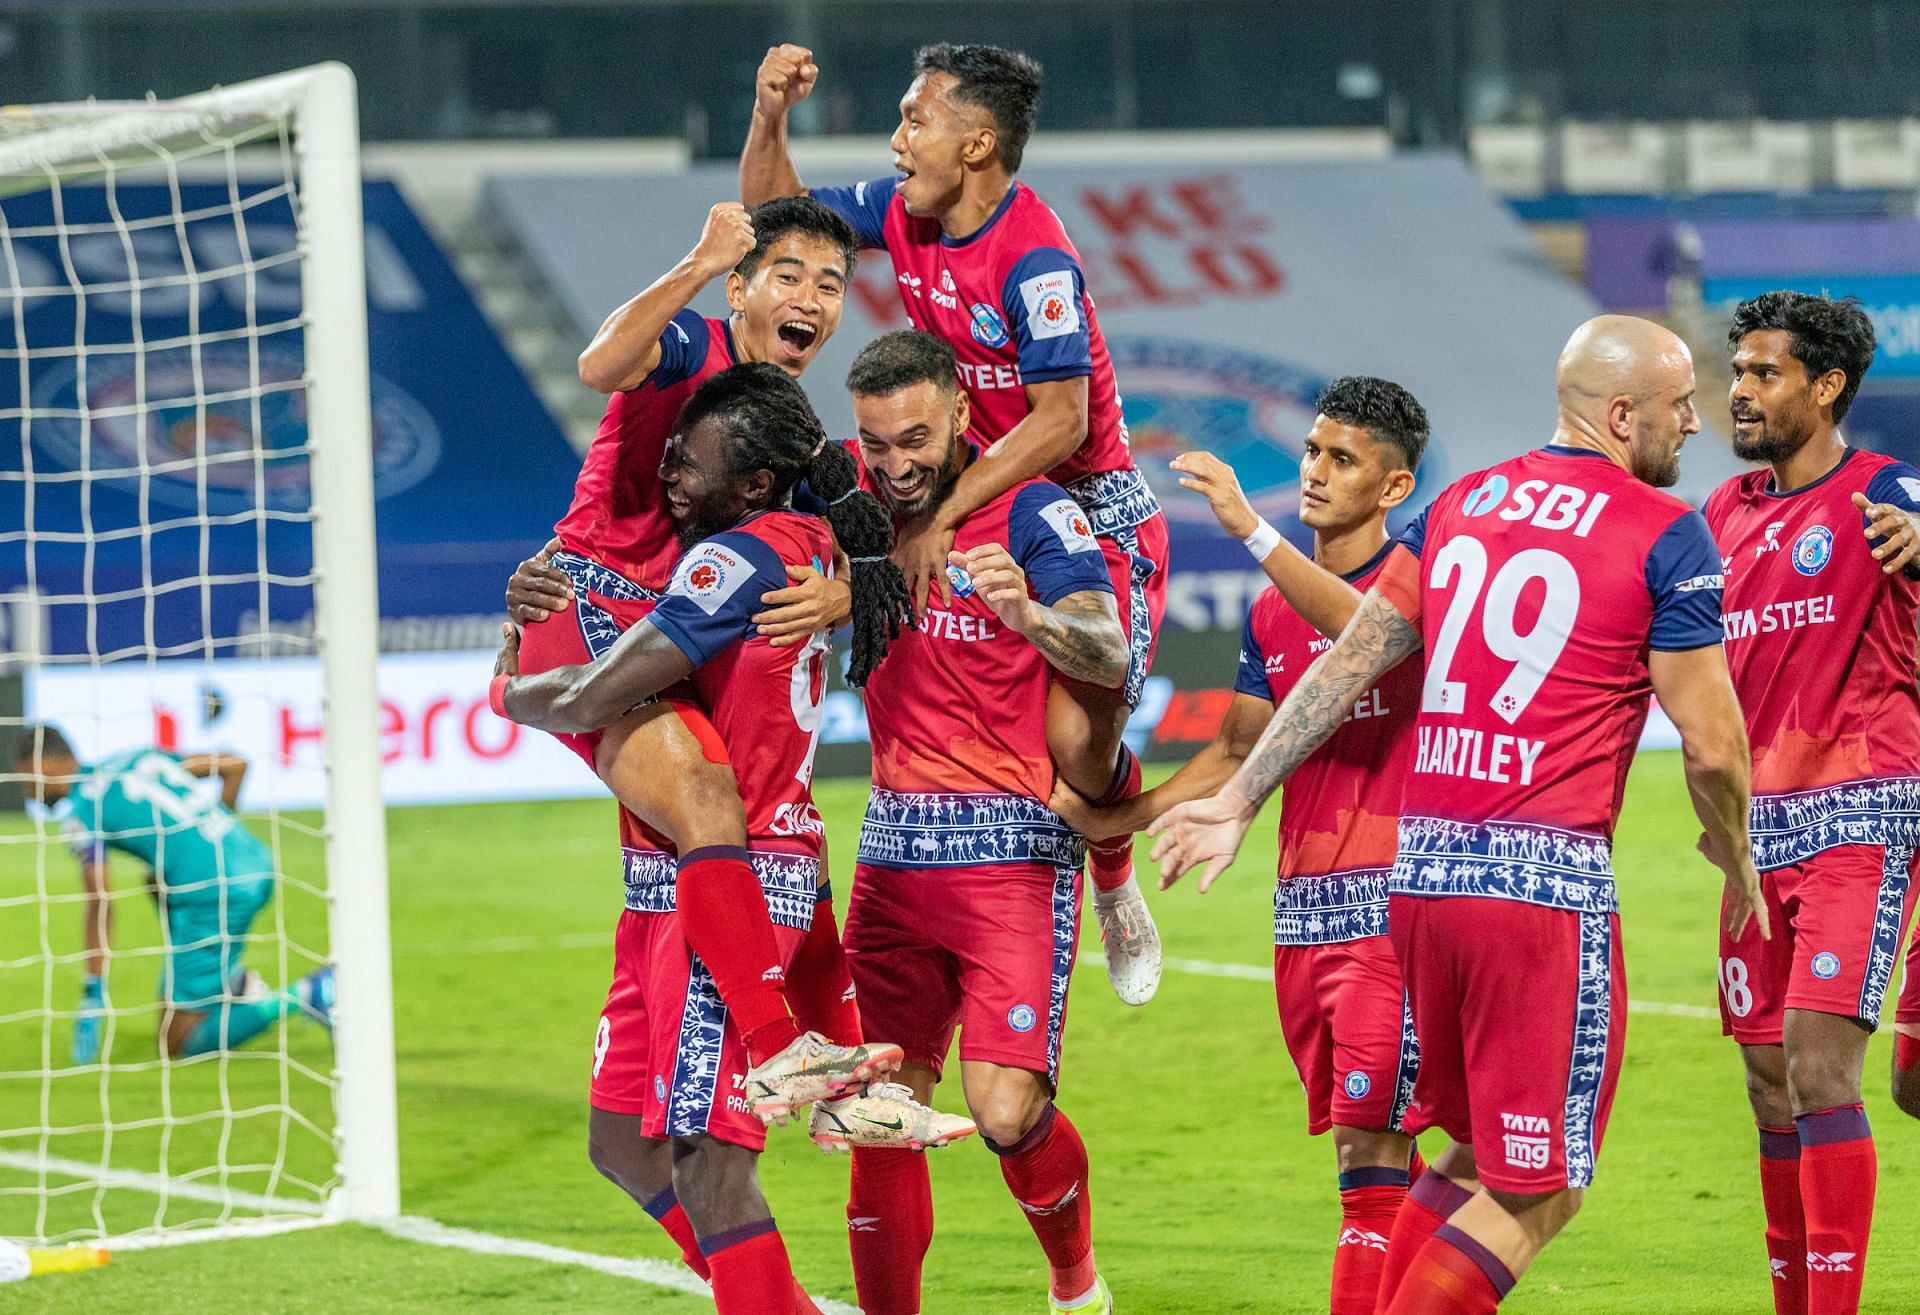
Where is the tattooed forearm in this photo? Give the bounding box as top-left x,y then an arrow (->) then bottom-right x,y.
1221,590 -> 1422,816
1023,589 -> 1127,687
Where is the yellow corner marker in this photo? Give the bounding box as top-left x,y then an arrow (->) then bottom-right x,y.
28,1245 -> 111,1276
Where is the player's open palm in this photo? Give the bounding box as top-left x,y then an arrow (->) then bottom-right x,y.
1147,794 -> 1252,893
756,44 -> 818,118
954,544 -> 1035,631
506,537 -> 570,623
1171,451 -> 1257,539
692,203 -> 756,277
1697,832 -> 1772,942
1853,490 -> 1920,575
897,517 -> 958,613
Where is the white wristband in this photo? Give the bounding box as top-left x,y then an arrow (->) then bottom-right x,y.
1242,516 -> 1282,562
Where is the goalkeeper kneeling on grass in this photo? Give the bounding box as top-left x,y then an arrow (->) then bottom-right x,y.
13,725 -> 333,1063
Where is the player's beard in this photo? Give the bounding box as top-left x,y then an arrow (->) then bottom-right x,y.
885,444 -> 966,524
1730,417 -> 1807,464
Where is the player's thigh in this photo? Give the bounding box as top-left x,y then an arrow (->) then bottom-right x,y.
519,557 -> 654,768
640,910 -> 776,1154
595,699 -> 744,848
953,863 -> 1082,1089
842,864 -> 963,1076
1778,843 -> 1918,1027
1323,935 -> 1420,1134
1043,678 -> 1130,794
591,911 -> 657,1119
1273,943 -> 1338,1136
1453,903 -> 1626,1195
1719,866 -> 1794,1045
1900,914 -> 1920,1029
161,896 -> 238,1010
1389,895 -> 1470,1145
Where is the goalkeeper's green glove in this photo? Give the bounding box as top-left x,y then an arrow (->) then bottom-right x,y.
71,975 -> 106,1066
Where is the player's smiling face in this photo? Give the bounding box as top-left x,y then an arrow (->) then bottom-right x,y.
1298,415 -> 1406,533
727,234 -> 847,375
889,72 -> 985,218
1729,330 -> 1822,463
659,416 -> 753,547
853,380 -> 971,521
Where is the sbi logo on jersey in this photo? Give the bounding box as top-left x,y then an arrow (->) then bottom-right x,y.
1811,951 -> 1841,980
1343,1070 -> 1372,1099
1462,475 -> 1510,517
1007,1004 -> 1038,1033
969,302 -> 1010,348
1793,525 -> 1834,576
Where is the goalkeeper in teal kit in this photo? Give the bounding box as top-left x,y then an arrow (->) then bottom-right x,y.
14,725 -> 333,1063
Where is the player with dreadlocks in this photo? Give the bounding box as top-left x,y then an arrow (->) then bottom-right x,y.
493,363 -> 964,1313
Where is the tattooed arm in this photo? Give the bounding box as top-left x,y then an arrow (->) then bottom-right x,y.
952,543 -> 1126,688
1148,587 -> 1424,890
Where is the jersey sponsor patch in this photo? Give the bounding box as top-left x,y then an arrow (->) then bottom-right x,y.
1673,573 -> 1724,592
1897,476 -> 1920,504
670,542 -> 754,615
1019,270 -> 1081,341
1036,497 -> 1101,554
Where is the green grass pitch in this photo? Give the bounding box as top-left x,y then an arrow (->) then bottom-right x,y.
3,749 -> 1916,1312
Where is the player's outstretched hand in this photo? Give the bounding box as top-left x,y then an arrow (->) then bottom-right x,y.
754,563 -> 852,645
494,622 -> 522,679
1147,794 -> 1253,893
953,544 -> 1034,631
1697,832 -> 1772,942
756,44 -> 819,119
1853,491 -> 1920,575
1171,451 -> 1258,540
896,517 -> 959,614
692,202 -> 757,279
1048,777 -> 1125,842
506,537 -> 571,623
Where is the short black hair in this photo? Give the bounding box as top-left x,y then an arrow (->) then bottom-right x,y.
11,723 -> 73,768
1315,376 -> 1429,473
737,195 -> 858,283
1727,291 -> 1877,423
913,43 -> 1043,173
845,330 -> 957,398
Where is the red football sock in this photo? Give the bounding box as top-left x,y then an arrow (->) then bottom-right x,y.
701,1219 -> 799,1315
1758,1124 -> 1806,1315
1382,1223 -> 1514,1314
786,886 -> 862,1045
641,1186 -> 711,1280
1333,1166 -> 1410,1315
1086,746 -> 1142,894
1378,1166 -> 1474,1308
988,1105 -> 1097,1302
1798,1104 -> 1875,1315
849,1146 -> 934,1315
675,846 -> 801,1064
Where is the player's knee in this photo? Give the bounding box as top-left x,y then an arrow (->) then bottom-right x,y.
1741,1051 -> 1792,1121
1783,1038 -> 1864,1111
967,1086 -> 1050,1149
669,1135 -> 763,1229
1333,1125 -> 1410,1174
1891,1050 -> 1920,1120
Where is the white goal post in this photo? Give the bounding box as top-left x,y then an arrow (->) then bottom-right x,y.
0,62 -> 397,1244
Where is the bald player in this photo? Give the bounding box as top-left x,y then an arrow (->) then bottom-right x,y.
1151,316 -> 1764,1313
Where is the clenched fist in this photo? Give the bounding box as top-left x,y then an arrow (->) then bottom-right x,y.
691,202 -> 756,278
756,44 -> 819,119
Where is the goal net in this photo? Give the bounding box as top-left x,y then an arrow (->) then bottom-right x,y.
0,64 -> 397,1248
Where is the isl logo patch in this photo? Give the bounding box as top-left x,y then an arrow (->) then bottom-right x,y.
1793,525 -> 1834,576
1007,1003 -> 1038,1033
1811,951 -> 1841,980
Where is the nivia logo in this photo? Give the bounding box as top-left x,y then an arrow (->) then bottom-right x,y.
1007,1003 -> 1038,1033
1462,475 -> 1509,517
1338,1227 -> 1390,1252
1343,1070 -> 1372,1099
1793,525 -> 1834,576
1807,1251 -> 1856,1273
1811,951 -> 1841,980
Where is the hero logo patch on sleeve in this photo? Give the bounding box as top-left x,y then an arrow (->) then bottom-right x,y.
1037,497 -> 1101,554
1018,270 -> 1081,341
670,542 -> 754,615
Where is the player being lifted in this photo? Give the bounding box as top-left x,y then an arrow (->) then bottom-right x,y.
13,728 -> 332,1063
836,331 -> 1126,1315
494,365 -> 969,1313
742,41 -> 1169,1005
1705,292 -> 1920,1315
1152,317 -> 1765,1314
513,196 -> 899,1112
1053,378 -> 1430,1315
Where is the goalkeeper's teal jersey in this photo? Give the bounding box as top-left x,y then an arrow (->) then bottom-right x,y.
56,749 -> 274,895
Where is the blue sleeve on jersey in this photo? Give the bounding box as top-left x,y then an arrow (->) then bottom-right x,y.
790,481 -> 827,516
807,177 -> 896,251
643,309 -> 713,391
1233,607 -> 1272,701
1644,511 -> 1726,651
1001,248 -> 1093,385
1007,483 -> 1115,605
1865,462 -> 1920,579
1397,504 -> 1432,560
647,530 -> 789,667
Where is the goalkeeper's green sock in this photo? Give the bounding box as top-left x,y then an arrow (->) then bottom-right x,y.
179,993 -> 295,1057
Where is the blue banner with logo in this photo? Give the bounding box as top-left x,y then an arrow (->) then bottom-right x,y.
1705,275 -> 1920,379
0,178 -> 578,658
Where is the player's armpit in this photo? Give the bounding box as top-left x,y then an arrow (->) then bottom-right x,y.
501,619 -> 696,735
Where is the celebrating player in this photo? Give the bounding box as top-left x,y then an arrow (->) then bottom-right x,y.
1052,378 -> 1429,1315
1151,316 -> 1764,1314
742,40 -> 1169,1005
494,364 -> 964,1313
834,330 -> 1126,1315
13,727 -> 332,1062
515,196 -> 893,1111
1705,291 -> 1920,1315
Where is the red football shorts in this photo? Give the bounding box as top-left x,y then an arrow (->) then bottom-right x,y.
1719,843 -> 1919,1044
589,903 -> 810,1152
1390,893 -> 1626,1194
1273,935 -> 1419,1137
1898,919 -> 1920,1028
843,860 -> 1082,1086
1070,510 -> 1168,709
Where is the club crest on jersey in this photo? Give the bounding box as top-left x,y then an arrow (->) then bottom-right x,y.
1343,1070 -> 1372,1099
1792,525 -> 1834,576
1007,1004 -> 1038,1033
969,302 -> 1010,348
1038,498 -> 1101,554
945,563 -> 976,597
673,542 -> 753,615
1811,951 -> 1841,979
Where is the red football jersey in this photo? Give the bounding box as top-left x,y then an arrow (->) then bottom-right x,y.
555,310 -> 735,590
618,509 -> 832,895
1236,544 -> 1419,943
1703,449 -> 1920,869
814,178 -> 1158,533
853,470 -> 1114,872
1375,446 -> 1725,913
